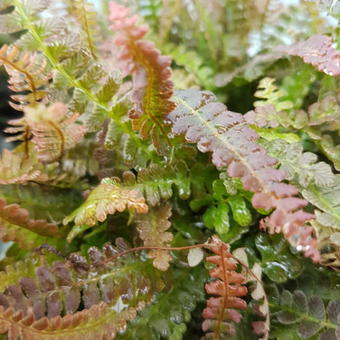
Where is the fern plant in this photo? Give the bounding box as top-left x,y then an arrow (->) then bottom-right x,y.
0,0 -> 339,339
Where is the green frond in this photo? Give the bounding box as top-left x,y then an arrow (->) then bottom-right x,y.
261,140 -> 335,189
117,266 -> 207,340
254,77 -> 294,112
137,0 -> 162,32
164,44 -> 215,90
307,96 -> 340,170
271,289 -> 339,340
102,118 -> 154,169
64,177 -> 149,227
66,0 -> 99,59
121,162 -> 191,206
200,178 -> 253,243
261,139 -> 340,268
303,175 -> 340,230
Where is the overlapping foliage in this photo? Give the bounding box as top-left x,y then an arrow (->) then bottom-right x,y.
0,0 -> 338,339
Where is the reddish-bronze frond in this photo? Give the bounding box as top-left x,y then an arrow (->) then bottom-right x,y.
0,45 -> 50,111
109,2 -> 175,153
202,236 -> 247,339
24,103 -> 86,163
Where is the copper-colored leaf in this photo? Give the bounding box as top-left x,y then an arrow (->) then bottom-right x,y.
64,177 -> 148,226
24,103 -> 86,163
0,149 -> 48,185
0,45 -> 50,111
135,204 -> 173,271
202,236 -> 247,339
0,198 -> 60,249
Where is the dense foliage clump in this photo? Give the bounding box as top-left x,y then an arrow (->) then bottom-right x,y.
0,0 -> 339,339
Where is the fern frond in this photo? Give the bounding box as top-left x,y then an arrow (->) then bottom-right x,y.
248,82 -> 340,171
245,77 -> 303,130
307,96 -> 340,171
0,0 -> 55,35
168,89 -> 319,261
273,289 -> 339,339
10,0 -> 154,167
64,177 -> 149,227
261,139 -> 339,266
0,198 -> 61,250
99,117 -> 155,170
0,45 -> 50,111
117,266 -> 207,339
19,0 -> 53,15
66,0 -> 98,59
0,258 -> 44,292
72,70 -> 122,133
0,183 -> 82,224
255,233 -> 304,283
202,236 -> 247,339
23,103 -> 86,163
302,175 -> 340,231
0,10 -> 22,34
122,162 -> 191,206
233,248 -> 270,338
313,221 -> 340,269
278,34 -> 340,76
0,198 -> 59,237
164,43 -> 215,90
0,243 -> 163,340
109,2 -> 175,153
308,96 -> 339,130
247,80 -> 339,138
134,204 -> 173,271
262,141 -> 335,189
254,77 -> 294,112
0,149 -> 48,185
137,0 -> 162,32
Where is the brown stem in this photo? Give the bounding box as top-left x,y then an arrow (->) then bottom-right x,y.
105,243 -> 206,263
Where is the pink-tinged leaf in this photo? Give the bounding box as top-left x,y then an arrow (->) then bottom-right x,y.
277,35 -> 340,76
22,103 -> 86,163
169,89 -> 319,261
